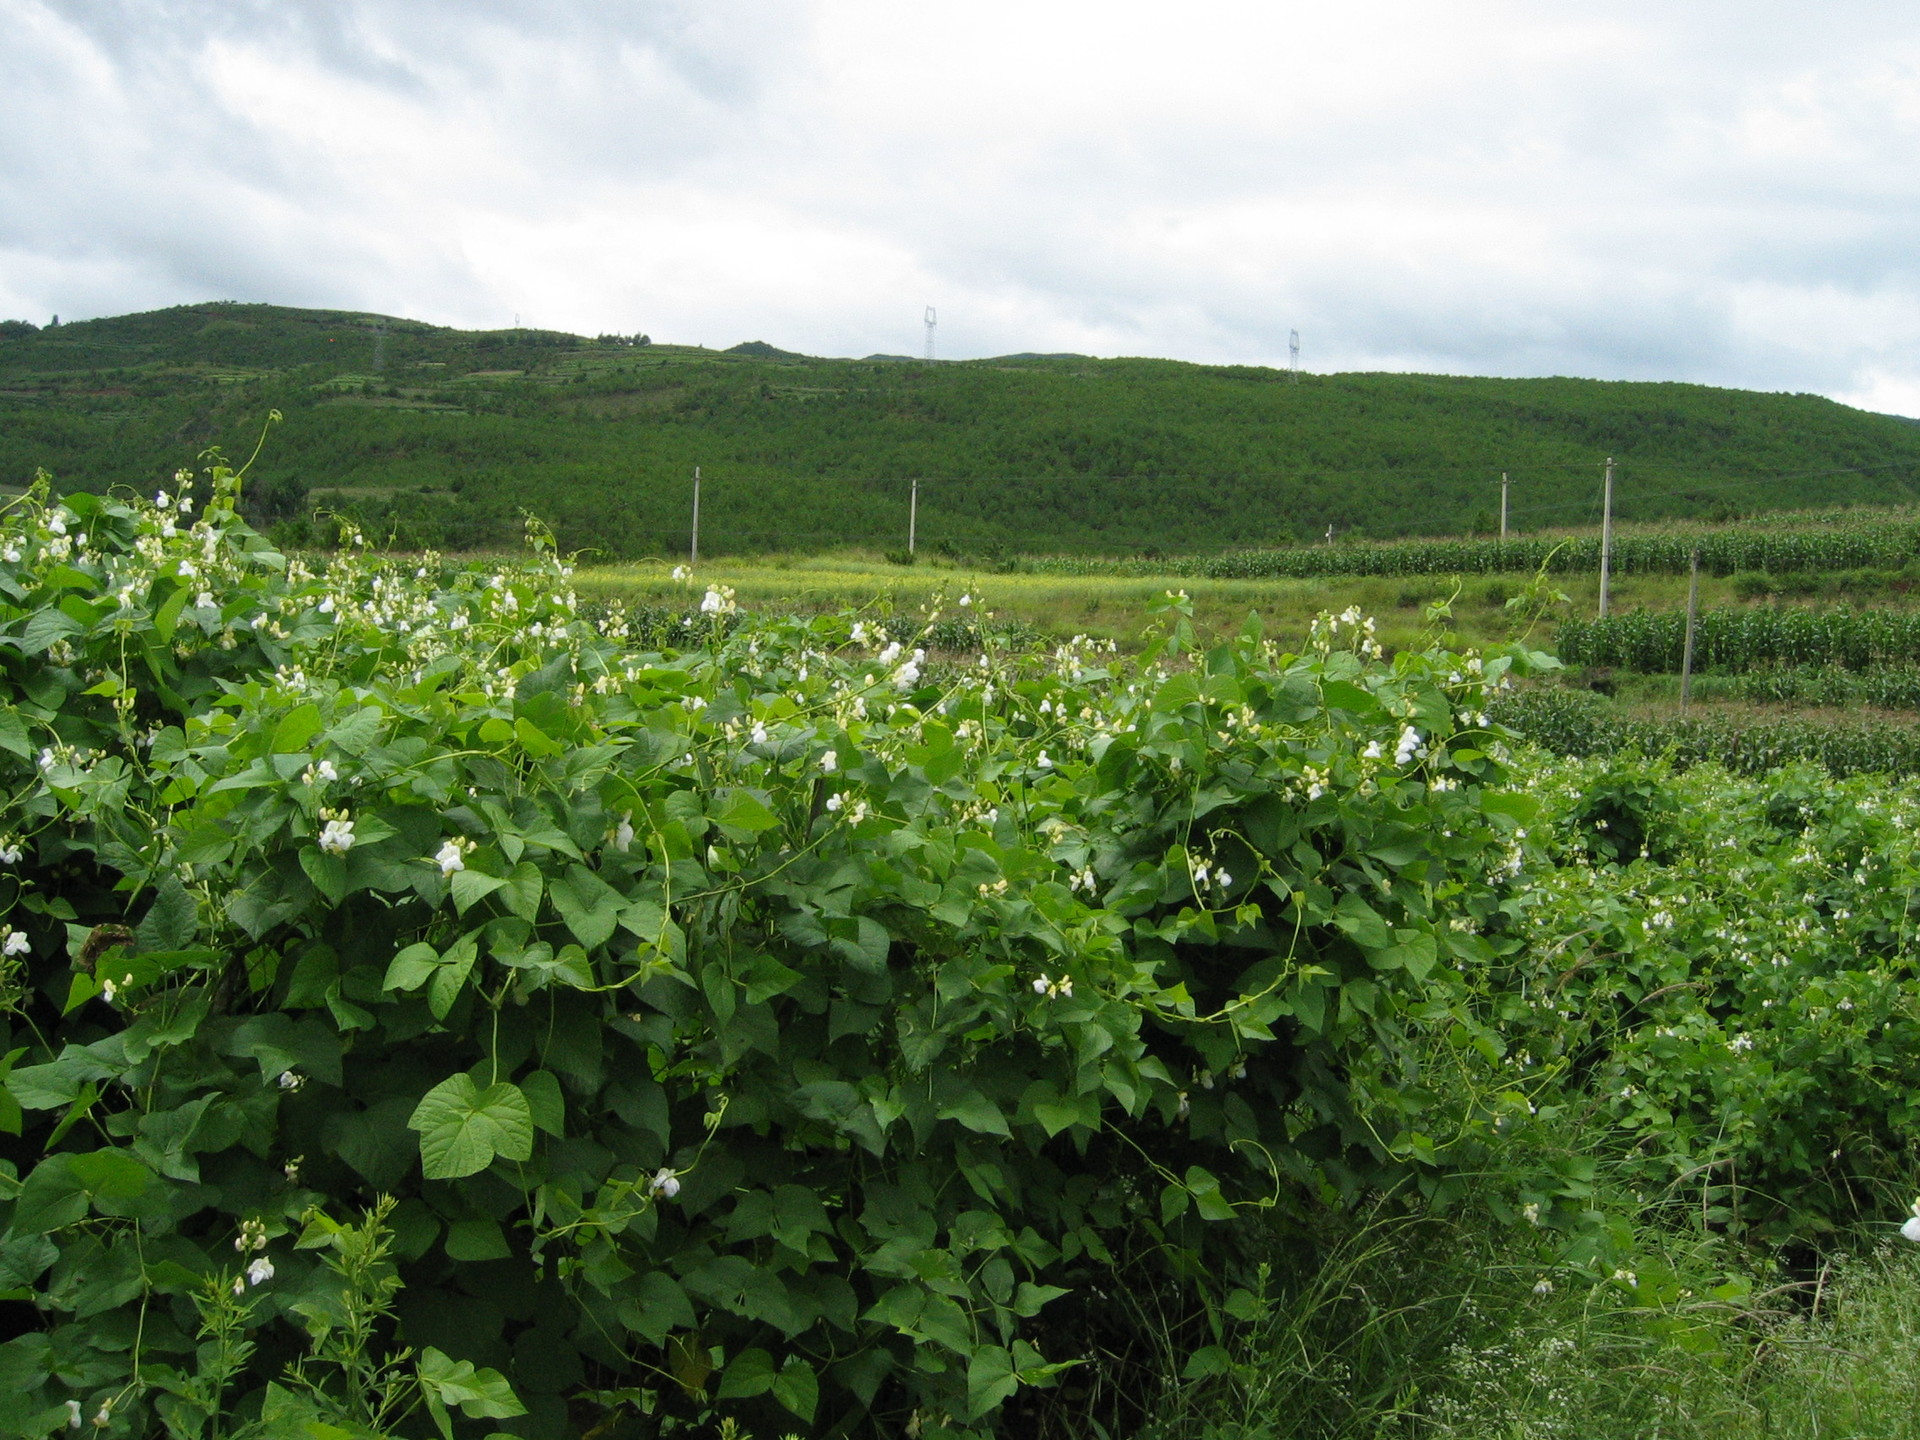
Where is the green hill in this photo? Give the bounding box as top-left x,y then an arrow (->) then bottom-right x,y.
6,301 -> 1920,558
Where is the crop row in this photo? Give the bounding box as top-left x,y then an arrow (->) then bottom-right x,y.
1029,522 -> 1920,580
1737,664 -> 1920,711
1555,606 -> 1920,673
1493,685 -> 1920,778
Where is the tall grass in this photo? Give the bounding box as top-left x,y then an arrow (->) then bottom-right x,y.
1129,1201 -> 1920,1440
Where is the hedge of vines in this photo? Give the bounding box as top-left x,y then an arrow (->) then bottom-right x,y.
0,450 -> 1555,1439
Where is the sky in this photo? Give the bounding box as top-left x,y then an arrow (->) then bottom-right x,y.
6,1 -> 1920,411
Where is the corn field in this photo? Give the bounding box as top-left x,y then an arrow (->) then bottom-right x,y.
1492,686 -> 1920,777
1737,664 -> 1920,710
1030,519 -> 1920,580
1556,606 -> 1920,673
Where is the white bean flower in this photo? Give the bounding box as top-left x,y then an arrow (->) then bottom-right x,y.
1903,1198 -> 1920,1243
1393,726 -> 1423,766
246,1257 -> 275,1286
819,750 -> 838,773
317,817 -> 355,855
2,929 -> 28,957
648,1168 -> 681,1199
434,839 -> 467,876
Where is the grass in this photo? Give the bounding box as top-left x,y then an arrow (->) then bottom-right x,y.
1117,1194 -> 1920,1440
574,553 -> 1823,654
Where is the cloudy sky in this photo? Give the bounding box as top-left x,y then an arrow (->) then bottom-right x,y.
6,1 -> 1920,409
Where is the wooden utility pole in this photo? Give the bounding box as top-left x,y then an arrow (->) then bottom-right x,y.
909,479 -> 919,556
690,466 -> 701,568
1680,547 -> 1701,712
1500,472 -> 1509,542
1598,457 -> 1615,619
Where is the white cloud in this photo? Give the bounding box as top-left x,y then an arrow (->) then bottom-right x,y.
4,0 -> 1920,404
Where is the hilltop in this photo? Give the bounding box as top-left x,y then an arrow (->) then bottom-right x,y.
5,301 -> 1920,557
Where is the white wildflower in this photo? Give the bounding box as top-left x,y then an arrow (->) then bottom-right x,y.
1,929 -> 27,958
317,818 -> 355,855
246,1256 -> 275,1286
64,1399 -> 80,1429
434,839 -> 467,876
825,793 -> 844,812
819,750 -> 838,773
315,760 -> 338,783
614,813 -> 635,852
649,1168 -> 681,1199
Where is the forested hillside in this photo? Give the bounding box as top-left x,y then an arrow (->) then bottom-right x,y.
6,302 -> 1920,557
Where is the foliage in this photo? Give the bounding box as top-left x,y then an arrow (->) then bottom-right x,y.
1558,604 -> 1920,673
1491,685 -> 1920,777
10,303 -> 1920,559
1736,663 -> 1920,711
1035,517 -> 1920,581
0,455 -> 1565,1437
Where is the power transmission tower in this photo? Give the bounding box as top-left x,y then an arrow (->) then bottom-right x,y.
1289,330 -> 1301,384
924,307 -> 937,365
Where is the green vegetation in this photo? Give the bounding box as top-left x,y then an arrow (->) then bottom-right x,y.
1558,604 -> 1920,673
14,434 -> 1920,1437
1037,508 -> 1920,580
1493,685 -> 1920,777
9,302 -> 1920,560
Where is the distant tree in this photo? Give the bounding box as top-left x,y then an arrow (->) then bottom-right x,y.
0,320 -> 37,339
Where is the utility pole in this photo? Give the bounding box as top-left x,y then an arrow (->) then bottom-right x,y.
1598,457 -> 1615,619
908,478 -> 919,556
689,466 -> 701,568
1680,547 -> 1701,712
1499,472 -> 1509,542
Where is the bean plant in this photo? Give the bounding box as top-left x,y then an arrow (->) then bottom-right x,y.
0,450 -> 1559,1437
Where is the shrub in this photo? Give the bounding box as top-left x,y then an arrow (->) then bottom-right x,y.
0,459 -> 1557,1437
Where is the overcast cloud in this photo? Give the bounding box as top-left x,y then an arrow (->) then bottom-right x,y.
6,1 -> 1920,409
